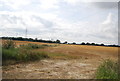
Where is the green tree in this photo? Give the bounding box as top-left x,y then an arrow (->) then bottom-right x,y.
56,39 -> 61,43
72,42 -> 76,44
63,41 -> 67,44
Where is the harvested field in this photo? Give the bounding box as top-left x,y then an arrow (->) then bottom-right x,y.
2,40 -> 118,79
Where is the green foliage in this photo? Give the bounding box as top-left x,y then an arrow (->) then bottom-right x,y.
2,40 -> 16,49
20,43 -> 52,49
56,39 -> 61,43
2,40 -> 49,66
2,48 -> 49,65
2,48 -> 18,61
63,41 -> 67,44
96,59 -> 118,79
17,48 -> 49,61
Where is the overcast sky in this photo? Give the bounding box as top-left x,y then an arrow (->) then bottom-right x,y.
0,0 -> 119,45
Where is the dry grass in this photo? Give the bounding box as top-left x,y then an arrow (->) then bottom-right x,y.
2,40 -> 119,79
2,40 -> 118,60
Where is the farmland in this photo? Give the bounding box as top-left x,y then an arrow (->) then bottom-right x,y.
2,40 -> 118,79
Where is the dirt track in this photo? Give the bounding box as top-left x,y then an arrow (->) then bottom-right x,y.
2,41 -> 118,79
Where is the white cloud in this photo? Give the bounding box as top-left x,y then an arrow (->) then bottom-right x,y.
0,11 -> 118,44
64,0 -> 80,5
64,0 -> 118,5
0,0 -> 61,11
93,12 -> 118,40
0,0 -> 31,9
0,1 -> 118,45
77,0 -> 119,2
102,13 -> 112,25
39,0 -> 59,9
0,11 -> 58,37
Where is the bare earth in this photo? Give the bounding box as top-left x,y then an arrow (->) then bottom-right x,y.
2,41 -> 118,79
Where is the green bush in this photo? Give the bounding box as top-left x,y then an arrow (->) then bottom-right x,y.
2,48 -> 18,61
2,40 -> 16,49
96,59 -> 118,79
2,46 -> 49,65
2,40 -> 50,65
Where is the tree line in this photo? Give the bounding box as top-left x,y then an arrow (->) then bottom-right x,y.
1,37 -> 119,47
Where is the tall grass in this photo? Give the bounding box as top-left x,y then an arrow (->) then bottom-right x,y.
2,40 -> 16,49
96,59 -> 118,79
2,40 -> 49,65
20,43 -> 55,49
20,43 -> 44,49
2,48 -> 49,61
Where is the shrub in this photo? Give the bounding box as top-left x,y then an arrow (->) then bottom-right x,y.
2,47 -> 49,65
2,40 -> 16,49
2,48 -> 18,61
2,40 -> 50,65
96,59 -> 118,79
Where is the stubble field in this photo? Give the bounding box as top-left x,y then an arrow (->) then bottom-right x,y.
2,40 -> 118,79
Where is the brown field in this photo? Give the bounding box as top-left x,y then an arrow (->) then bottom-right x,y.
2,40 -> 118,79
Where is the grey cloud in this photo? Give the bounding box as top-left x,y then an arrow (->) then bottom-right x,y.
0,13 -> 55,29
2,27 -> 43,36
0,13 -> 59,37
0,14 -> 25,26
90,33 -> 115,40
92,2 -> 118,9
31,15 -> 54,28
89,26 -> 118,40
89,29 -> 117,41
1,28 -> 25,35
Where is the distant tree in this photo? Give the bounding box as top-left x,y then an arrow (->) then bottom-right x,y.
100,43 -> 104,46
34,38 -> 38,42
56,39 -> 61,43
95,44 -> 99,46
86,42 -> 90,45
72,42 -> 76,44
35,38 -> 37,40
17,37 -> 23,41
63,41 -> 67,44
81,42 -> 85,45
29,38 -> 33,41
91,43 -> 95,45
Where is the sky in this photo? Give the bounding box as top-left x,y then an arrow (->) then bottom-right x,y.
0,0 -> 119,45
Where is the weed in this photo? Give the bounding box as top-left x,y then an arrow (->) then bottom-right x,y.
2,40 -> 16,49
96,59 -> 118,79
2,41 -> 49,66
20,43 -> 50,49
